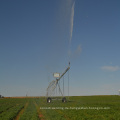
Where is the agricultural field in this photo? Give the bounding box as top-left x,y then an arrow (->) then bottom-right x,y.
0,95 -> 120,120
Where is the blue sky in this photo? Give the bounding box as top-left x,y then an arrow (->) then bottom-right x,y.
0,0 -> 120,97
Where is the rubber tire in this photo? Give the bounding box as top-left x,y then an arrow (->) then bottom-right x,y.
47,97 -> 51,103
62,97 -> 66,102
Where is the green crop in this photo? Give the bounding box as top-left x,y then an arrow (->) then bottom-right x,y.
0,96 -> 120,120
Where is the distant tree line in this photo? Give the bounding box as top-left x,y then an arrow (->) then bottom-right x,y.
0,95 -> 4,98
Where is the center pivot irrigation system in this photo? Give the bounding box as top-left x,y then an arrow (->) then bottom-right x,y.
46,62 -> 70,103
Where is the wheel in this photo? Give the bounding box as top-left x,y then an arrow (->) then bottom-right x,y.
47,97 -> 51,103
62,97 -> 66,102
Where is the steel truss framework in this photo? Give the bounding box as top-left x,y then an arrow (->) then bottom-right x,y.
46,63 -> 70,103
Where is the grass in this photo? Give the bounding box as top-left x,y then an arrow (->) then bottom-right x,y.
0,95 -> 120,120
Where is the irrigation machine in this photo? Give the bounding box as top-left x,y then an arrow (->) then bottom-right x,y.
46,62 -> 70,103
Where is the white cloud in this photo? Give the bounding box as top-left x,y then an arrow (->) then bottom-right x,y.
101,66 -> 120,71
75,44 -> 82,55
68,44 -> 82,59
70,1 -> 75,44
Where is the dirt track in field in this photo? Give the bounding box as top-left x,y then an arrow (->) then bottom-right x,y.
34,102 -> 45,120
15,102 -> 28,120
